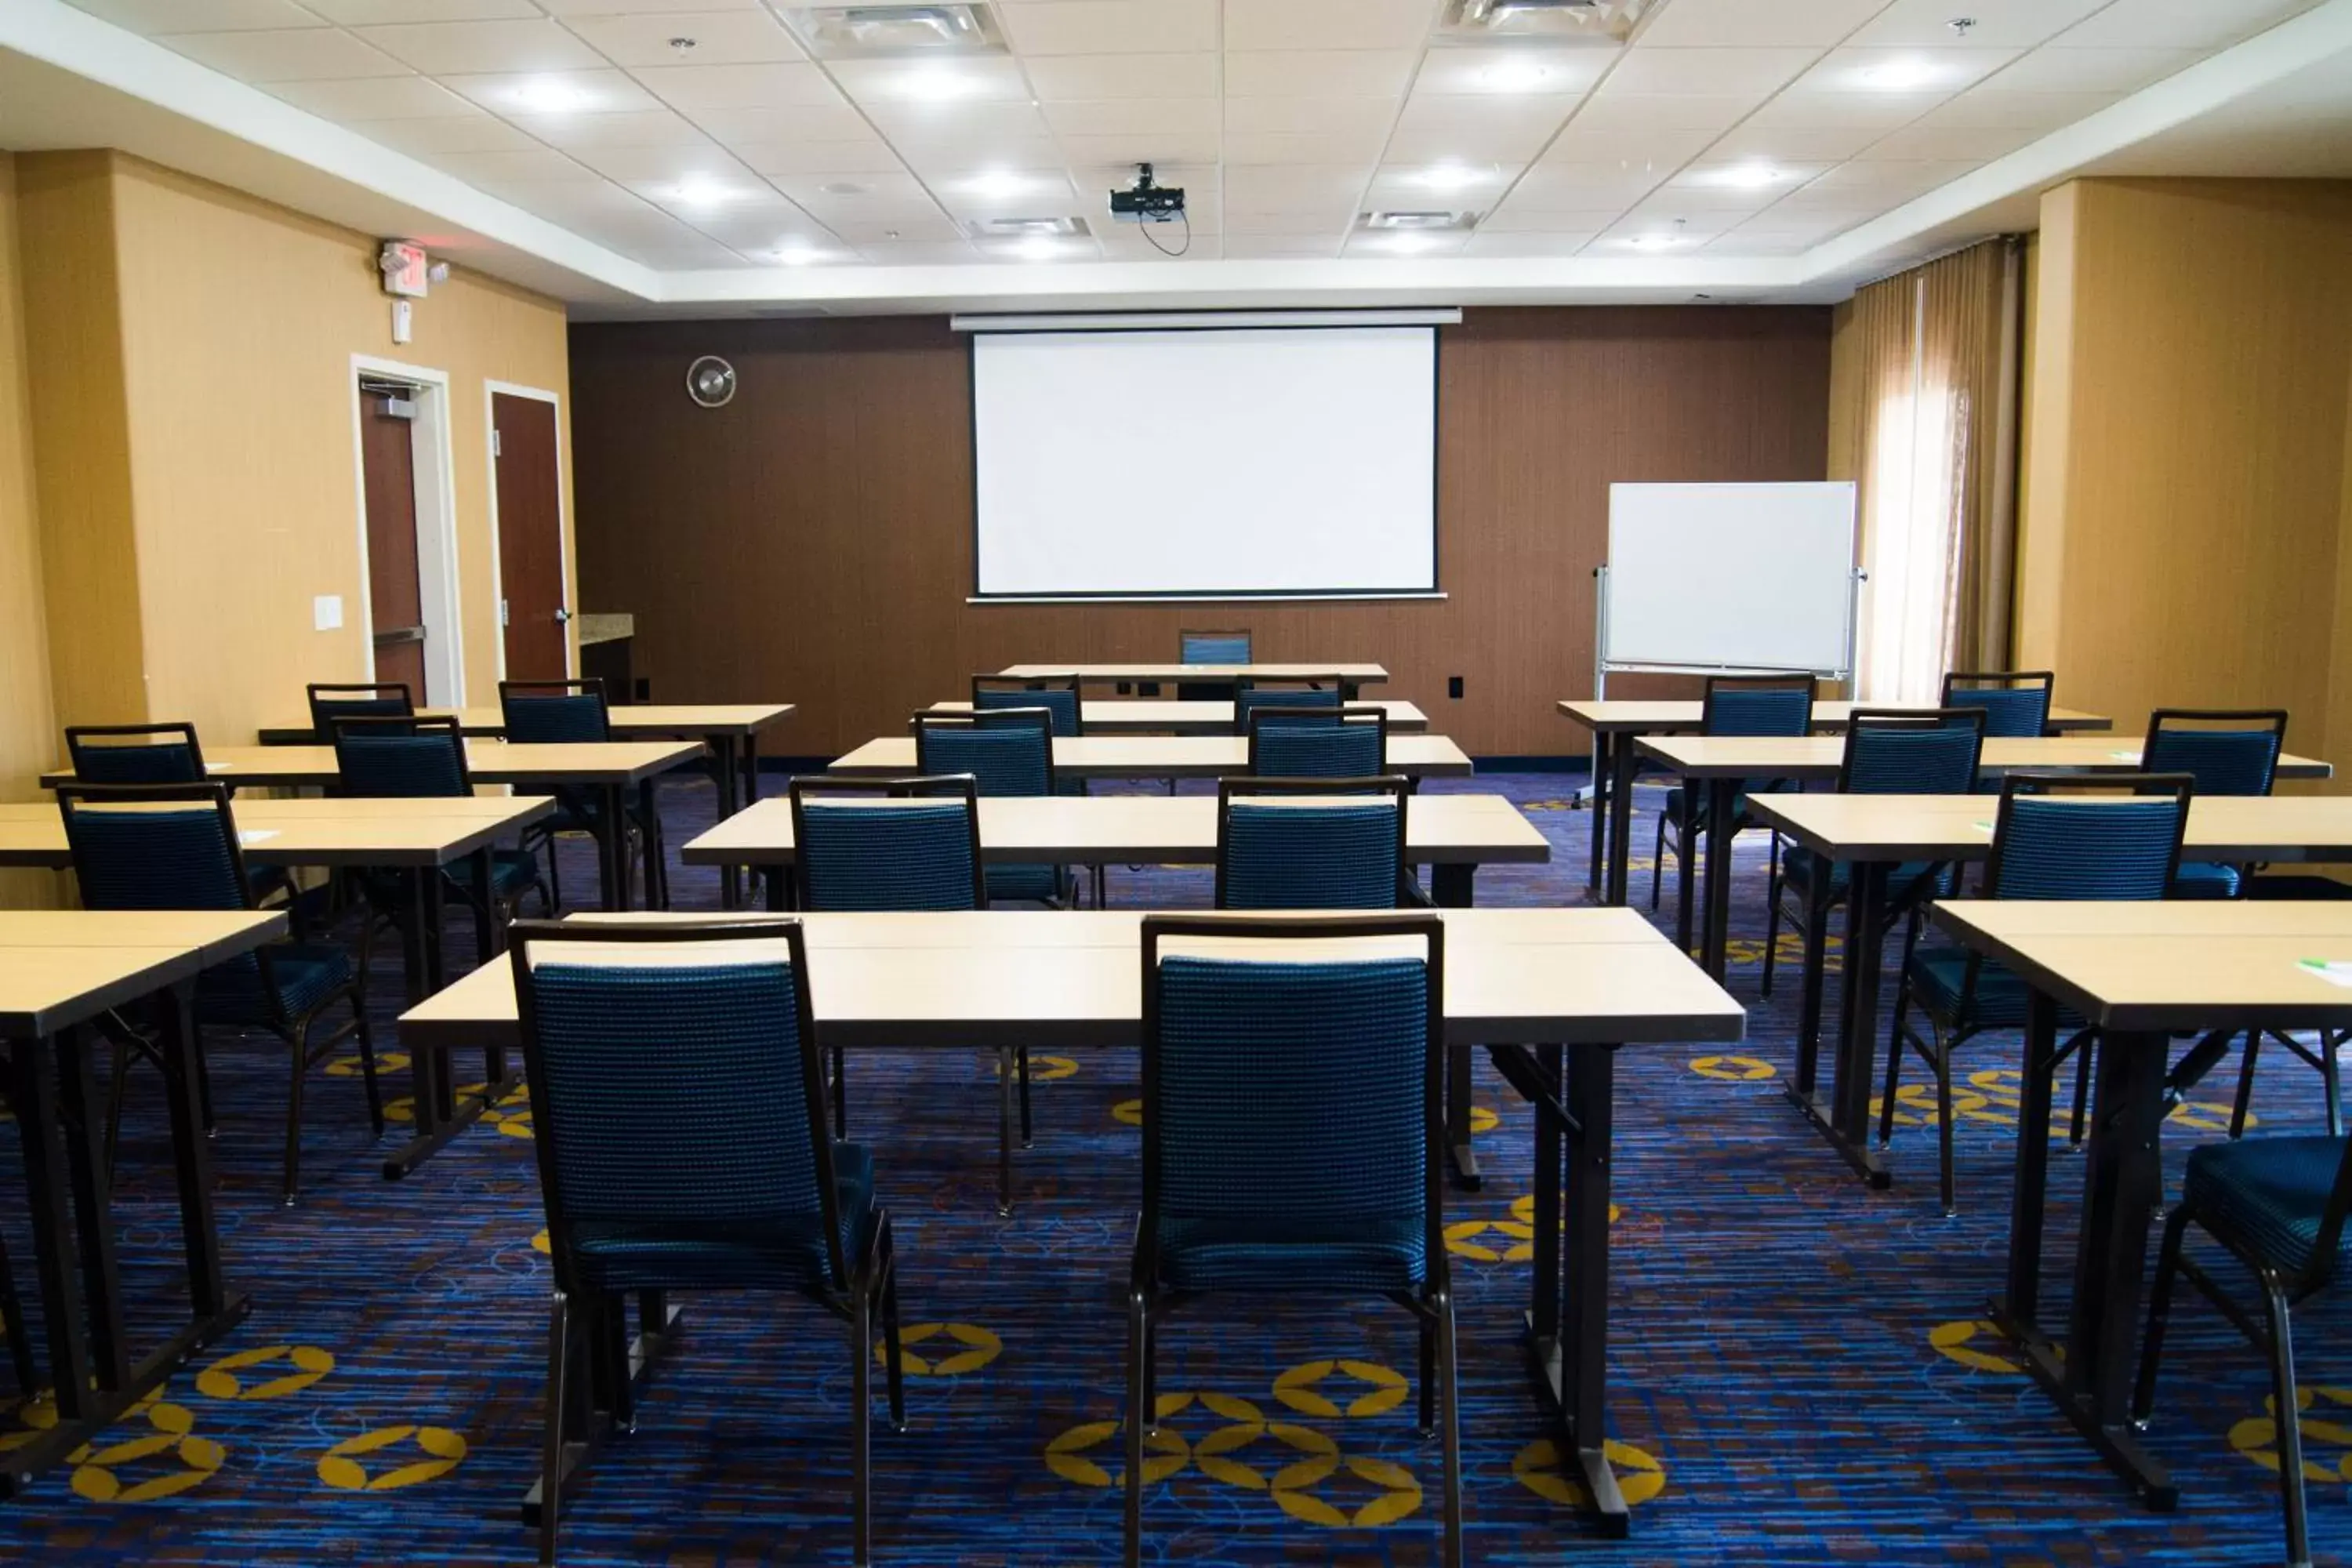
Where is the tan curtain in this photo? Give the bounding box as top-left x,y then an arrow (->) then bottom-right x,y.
1833,238 -> 2024,701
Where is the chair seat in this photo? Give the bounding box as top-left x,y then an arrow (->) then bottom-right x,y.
447,849 -> 544,901
1906,946 -> 2082,1033
1158,1214 -> 1425,1295
1784,848 -> 1954,903
1664,782 -> 1795,829
568,1142 -> 877,1294
986,862 -> 1065,904
196,942 -> 354,1027
2185,1134 -> 2352,1279
2172,862 -> 2242,899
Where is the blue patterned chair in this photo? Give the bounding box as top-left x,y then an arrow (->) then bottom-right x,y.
1217,777 -> 1412,909
1177,629 -> 1251,701
1233,683 -> 1340,735
500,677 -> 662,912
1126,913 -> 1459,1567
1882,771 -> 2191,1214
912,710 -> 1076,908
332,714 -> 549,935
789,775 -> 1034,1215
2136,1129 -> 2352,1568
59,782 -> 382,1204
971,675 -> 1082,739
1761,708 -> 1986,1003
67,721 -> 296,914
1651,673 -> 1816,917
305,681 -> 415,742
1245,705 -> 1387,780
508,917 -> 904,1567
1940,669 -> 2054,739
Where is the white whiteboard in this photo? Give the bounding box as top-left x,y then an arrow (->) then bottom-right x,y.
1602,482 -> 1858,673
971,326 -> 1436,599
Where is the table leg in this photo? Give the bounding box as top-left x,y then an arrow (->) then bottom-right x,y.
1699,777 -> 1737,981
1430,862 -> 1480,1190
601,783 -> 629,912
1559,1043 -> 1630,1534
1791,874 -> 1831,1101
1605,737 -> 1639,907
11,1031 -> 93,1418
1787,858 -> 1890,1186
156,983 -> 227,1317
1585,733 -> 1611,895
381,864 -> 502,1181
710,735 -> 740,910
470,846 -> 511,1091
56,1024 -> 129,1392
1994,991 -> 2061,1334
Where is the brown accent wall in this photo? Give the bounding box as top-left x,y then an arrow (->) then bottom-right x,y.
570,306 -> 1832,757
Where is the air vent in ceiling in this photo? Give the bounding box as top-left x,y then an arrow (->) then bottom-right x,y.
970,215 -> 1091,238
779,4 -> 1004,58
1362,211 -> 1478,232
1439,0 -> 1657,42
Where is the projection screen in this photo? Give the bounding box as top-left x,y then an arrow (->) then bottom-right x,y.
970,325 -> 1439,600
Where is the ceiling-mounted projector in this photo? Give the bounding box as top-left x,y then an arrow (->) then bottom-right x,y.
1109,163 -> 1185,224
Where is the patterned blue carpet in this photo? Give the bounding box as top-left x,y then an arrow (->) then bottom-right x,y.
2,769 -> 2347,1566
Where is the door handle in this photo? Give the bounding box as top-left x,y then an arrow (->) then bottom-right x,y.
554,608 -> 573,625
372,625 -> 427,646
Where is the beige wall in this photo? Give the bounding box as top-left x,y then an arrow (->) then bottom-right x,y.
2017,177 -> 2352,778
12,152 -> 573,751
0,155 -> 58,904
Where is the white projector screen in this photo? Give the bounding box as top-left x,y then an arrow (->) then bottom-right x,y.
971,325 -> 1439,599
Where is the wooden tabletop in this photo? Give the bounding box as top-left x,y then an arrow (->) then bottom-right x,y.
1000,662 -> 1388,684
42,739 -> 704,790
925,698 -> 1430,734
402,906 -> 1742,1056
1745,793 -> 2352,867
1635,733 -> 2332,782
0,909 -> 285,1036
682,792 -> 1547,868
1558,698 -> 2112,734
830,734 -> 1474,780
257,702 -> 793,745
0,796 -> 554,870
1929,899 -> 2352,1033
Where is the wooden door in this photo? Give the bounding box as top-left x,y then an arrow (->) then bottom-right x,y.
358,389 -> 428,702
494,392 -> 568,681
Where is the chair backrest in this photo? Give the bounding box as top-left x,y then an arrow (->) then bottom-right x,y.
1838,708 -> 1987,796
58,782 -> 252,913
501,679 -> 611,744
1984,772 -> 2193,902
1247,706 -> 1387,779
913,709 -> 1055,797
1700,674 -> 1814,737
509,918 -> 849,1296
2141,709 -> 2288,798
332,715 -> 471,797
1941,670 -> 2054,739
1217,777 -> 1411,910
307,682 -> 415,741
788,775 -> 986,912
65,722 -> 206,785
1233,684 -> 1341,735
1180,630 -> 1252,666
971,676 -> 1081,737
1138,913 -> 1443,1287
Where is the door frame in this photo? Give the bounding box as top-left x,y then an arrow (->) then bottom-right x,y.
349,354 -> 466,706
484,379 -> 574,681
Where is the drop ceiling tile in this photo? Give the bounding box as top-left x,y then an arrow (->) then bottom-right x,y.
304,0 -> 542,20
506,110 -> 717,149
1608,46 -> 1824,97
444,69 -> 663,115
69,0 -> 325,31
422,145 -> 601,185
1660,161 -> 1838,209
765,169 -> 935,206
1702,122 -> 1889,162
687,104 -> 874,143
1570,92 -> 1773,133
1478,203 -> 1628,233
561,11 -> 807,67
1225,50 -> 1418,97
731,139 -> 912,175
1986,47 -> 2200,95
354,20 -> 606,75
1364,161 -> 1515,204
1788,45 -> 2023,96
1221,163 -> 1371,205
829,215 -> 967,243
1632,0 -> 1889,48
680,207 -> 837,250
1742,87 -> 1946,131
348,111 -> 541,154
1508,163 -> 1668,207
862,100 -> 1055,143
895,136 -> 1069,173
1595,207 -> 1741,241
1221,234 -> 1339,257
1864,121 -> 2038,162
1796,158 -> 1980,201
1392,93 -> 1582,154
535,0 -> 767,13
1058,132 -> 1222,165
478,178 -> 663,222
267,74 -> 479,118
1704,230 -> 1814,254
1224,202 -> 1358,234
631,61 -> 846,109
1225,130 -> 1392,165
1343,230 -> 1468,258
1410,45 -> 1613,96
1849,0 -> 2107,49
1721,208 -> 1874,240
1461,230 -> 1601,256
853,239 -> 982,263
1025,53 -> 1219,100
1381,123 -> 1553,166
601,233 -> 753,267
1040,98 -> 1222,137
158,28 -> 410,80
1228,95 -> 1401,136
1538,118 -> 1715,165
999,0 -> 1218,54
1913,89 -> 2121,131
630,182 -> 801,221
930,169 -> 1083,215
564,142 -> 764,183
2053,0 -> 2325,51
826,55 -> 1033,103
1223,0 -> 1439,53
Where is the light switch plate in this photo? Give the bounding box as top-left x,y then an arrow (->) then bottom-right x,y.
314,594 -> 343,631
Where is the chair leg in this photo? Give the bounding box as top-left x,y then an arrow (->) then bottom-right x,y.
352,991 -> 385,1138
1017,1045 -> 1035,1150
1434,1288 -> 1464,1568
2068,1030 -> 2096,1149
2261,1277 -> 2314,1568
880,1247 -> 906,1433
1761,862 -> 1783,999
0,1229 -> 34,1399
1675,806 -> 1698,948
2323,1032 -> 2345,1139
831,1043 -> 848,1136
540,1288 -> 570,1567
282,1015 -> 314,1207
2227,1031 -> 2263,1139
1123,1290 -> 1149,1568
996,1046 -> 1016,1218
601,1295 -> 634,1434
851,1285 -> 873,1566
1879,994 -> 1911,1149
1417,1310 -> 1436,1438
2132,1205 -> 2191,1425
1932,1029 -> 1957,1218
1649,811 -> 1666,912
104,1028 -> 134,1180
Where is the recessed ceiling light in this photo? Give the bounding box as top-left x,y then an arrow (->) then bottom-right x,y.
901,67 -> 977,100
1014,236 -> 1065,260
670,178 -> 739,208
1412,163 -> 1494,192
1707,163 -> 1786,191
774,243 -> 824,264
1379,232 -> 1443,255
1856,56 -> 1944,92
1620,233 -> 1687,250
961,169 -> 1041,200
1476,57 -> 1554,93
509,78 -> 591,113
